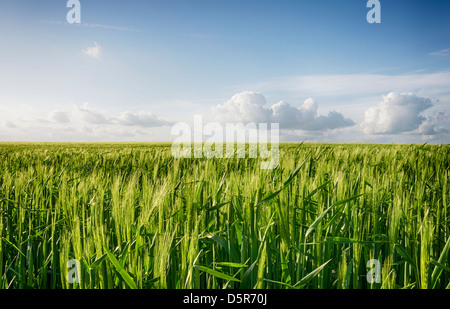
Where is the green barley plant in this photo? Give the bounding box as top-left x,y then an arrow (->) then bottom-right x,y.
0,142 -> 449,289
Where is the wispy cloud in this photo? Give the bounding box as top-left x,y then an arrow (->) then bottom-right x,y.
244,72 -> 450,98
429,48 -> 450,57
82,42 -> 102,59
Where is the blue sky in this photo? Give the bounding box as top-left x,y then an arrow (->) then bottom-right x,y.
0,0 -> 449,143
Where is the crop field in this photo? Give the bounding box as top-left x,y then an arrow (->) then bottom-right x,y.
0,142 -> 449,289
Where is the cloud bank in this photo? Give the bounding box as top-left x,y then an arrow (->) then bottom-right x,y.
1,91 -> 448,143
0,103 -> 172,142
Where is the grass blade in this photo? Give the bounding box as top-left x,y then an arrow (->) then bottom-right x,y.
90,253 -> 107,270
215,262 -> 248,268
104,247 -> 137,289
282,156 -> 310,189
430,236 -> 450,289
194,265 -> 241,283
394,244 -> 419,278
305,194 -> 363,238
293,259 -> 332,289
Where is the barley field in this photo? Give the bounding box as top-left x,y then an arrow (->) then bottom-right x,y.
0,142 -> 449,289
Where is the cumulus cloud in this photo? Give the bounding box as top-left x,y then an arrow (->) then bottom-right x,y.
211,91 -> 355,132
361,92 -> 437,135
82,42 -> 102,59
271,98 -> 354,130
415,112 -> 448,140
211,91 -> 271,124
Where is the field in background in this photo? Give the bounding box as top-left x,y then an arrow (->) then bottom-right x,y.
0,142 -> 449,289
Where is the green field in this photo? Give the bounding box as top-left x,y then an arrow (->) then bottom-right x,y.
0,142 -> 449,289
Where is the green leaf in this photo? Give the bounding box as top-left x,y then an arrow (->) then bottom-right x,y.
263,278 -> 294,289
90,253 -> 107,270
394,244 -> 414,265
325,237 -> 360,243
257,189 -> 282,206
321,203 -> 347,231
305,194 -> 363,238
293,259 -> 332,289
306,180 -> 331,199
80,257 -> 90,271
431,260 -> 450,274
333,194 -> 364,208
203,234 -> 239,262
119,242 -> 130,267
430,236 -> 450,289
1,237 -> 26,258
241,260 -> 258,288
394,244 -> 419,278
215,262 -> 248,268
194,265 -> 241,282
215,172 -> 227,201
104,247 -> 137,289
282,156 -> 310,189
400,282 -> 416,289
257,156 -> 310,207
305,205 -> 333,238
207,201 -> 230,212
345,260 -> 353,289
325,237 -> 388,244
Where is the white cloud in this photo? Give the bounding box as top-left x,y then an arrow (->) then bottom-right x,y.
271,98 -> 354,131
73,103 -> 172,127
75,103 -> 108,124
210,91 -> 354,131
415,112 -> 449,139
361,92 -> 443,136
211,91 -> 271,124
270,99 -> 316,129
112,111 -> 171,127
1,90 -> 448,143
82,42 -> 102,59
0,103 -> 173,142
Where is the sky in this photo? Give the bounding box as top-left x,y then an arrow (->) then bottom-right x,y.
0,0 -> 449,143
